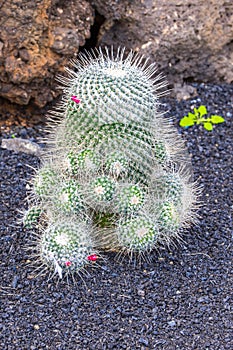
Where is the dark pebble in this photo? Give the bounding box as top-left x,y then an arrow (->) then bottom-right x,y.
12,275 -> 19,288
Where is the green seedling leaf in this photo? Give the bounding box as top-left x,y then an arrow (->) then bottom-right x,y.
180,112 -> 196,127
179,116 -> 195,127
193,108 -> 199,117
203,122 -> 213,131
210,115 -> 225,124
197,105 -> 208,117
188,112 -> 197,120
188,112 -> 196,119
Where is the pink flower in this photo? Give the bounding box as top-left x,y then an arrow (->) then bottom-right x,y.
71,96 -> 80,104
87,254 -> 98,261
65,261 -> 72,267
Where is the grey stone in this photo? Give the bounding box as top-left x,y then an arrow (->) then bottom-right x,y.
1,138 -> 42,156
168,320 -> 176,327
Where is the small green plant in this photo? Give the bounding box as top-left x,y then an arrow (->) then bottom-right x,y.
180,105 -> 224,131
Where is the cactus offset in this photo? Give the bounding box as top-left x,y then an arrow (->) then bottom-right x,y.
116,215 -> 158,252
39,219 -> 98,278
23,47 -> 199,280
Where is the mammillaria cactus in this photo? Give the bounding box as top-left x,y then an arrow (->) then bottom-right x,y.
24,47 -> 199,280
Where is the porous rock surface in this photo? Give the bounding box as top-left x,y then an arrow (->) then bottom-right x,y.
0,0 -> 94,107
92,0 -> 233,84
1,0 -> 232,114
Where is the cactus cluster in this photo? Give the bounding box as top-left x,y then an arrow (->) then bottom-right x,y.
23,48 -> 199,280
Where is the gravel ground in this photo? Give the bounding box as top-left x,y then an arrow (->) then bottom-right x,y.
0,83 -> 232,350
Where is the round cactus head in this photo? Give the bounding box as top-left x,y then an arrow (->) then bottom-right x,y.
105,152 -> 129,178
54,179 -> 83,215
66,49 -> 161,125
89,176 -> 116,204
77,149 -> 98,169
66,149 -> 100,174
40,220 -> 96,278
116,184 -> 145,214
116,216 -> 158,252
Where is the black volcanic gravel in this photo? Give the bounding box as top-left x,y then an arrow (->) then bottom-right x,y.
0,83 -> 232,350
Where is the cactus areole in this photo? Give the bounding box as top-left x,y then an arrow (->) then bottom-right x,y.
23,47 -> 199,280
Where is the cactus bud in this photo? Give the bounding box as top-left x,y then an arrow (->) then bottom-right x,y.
116,184 -> 145,213
55,179 -> 83,214
40,220 -> 96,277
89,176 -> 116,203
105,152 -> 129,178
116,216 -> 158,252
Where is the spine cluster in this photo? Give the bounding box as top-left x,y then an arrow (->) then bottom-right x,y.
23,48 -> 199,280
